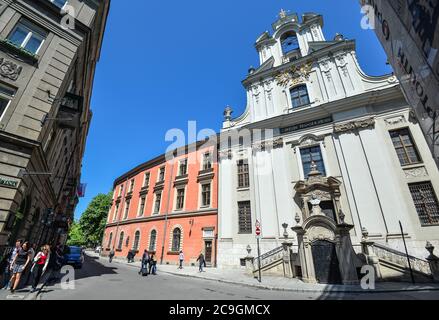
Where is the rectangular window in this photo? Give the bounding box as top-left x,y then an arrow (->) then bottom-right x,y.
8,20 -> 46,54
123,200 -> 130,220
238,201 -> 252,234
138,196 -> 146,217
390,128 -> 421,166
300,146 -> 326,178
176,188 -> 185,210
112,203 -> 119,222
143,172 -> 150,188
203,152 -> 212,170
0,83 -> 15,121
237,160 -> 250,188
201,184 -> 211,207
409,182 -> 439,226
129,179 -> 135,192
290,85 -> 310,108
158,167 -> 165,182
154,192 -> 162,214
118,185 -> 123,197
179,159 -> 188,176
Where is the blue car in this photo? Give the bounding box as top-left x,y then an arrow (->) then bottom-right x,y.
63,246 -> 84,269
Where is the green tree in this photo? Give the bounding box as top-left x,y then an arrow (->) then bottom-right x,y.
77,192 -> 113,247
67,221 -> 86,246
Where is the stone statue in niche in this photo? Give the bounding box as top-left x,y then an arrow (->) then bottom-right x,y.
309,195 -> 323,216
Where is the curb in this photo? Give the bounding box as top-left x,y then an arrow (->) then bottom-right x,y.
97,255 -> 439,294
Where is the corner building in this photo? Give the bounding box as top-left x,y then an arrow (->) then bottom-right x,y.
217,11 -> 439,283
0,0 -> 110,253
103,142 -> 218,267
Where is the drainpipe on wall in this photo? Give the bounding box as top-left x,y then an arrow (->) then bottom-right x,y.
160,153 -> 175,265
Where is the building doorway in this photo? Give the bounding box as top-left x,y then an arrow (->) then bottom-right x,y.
204,240 -> 212,265
311,240 -> 342,284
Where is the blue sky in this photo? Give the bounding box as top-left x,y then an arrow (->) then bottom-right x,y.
74,0 -> 392,219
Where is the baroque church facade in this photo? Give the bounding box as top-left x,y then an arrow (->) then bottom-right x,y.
217,11 -> 439,283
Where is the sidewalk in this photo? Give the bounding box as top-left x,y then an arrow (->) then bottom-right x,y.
93,252 -> 439,294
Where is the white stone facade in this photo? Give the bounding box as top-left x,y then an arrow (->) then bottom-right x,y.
217,12 -> 439,269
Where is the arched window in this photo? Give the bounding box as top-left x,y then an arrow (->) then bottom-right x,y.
133,231 -> 140,251
290,85 -> 310,108
118,231 -> 124,250
107,232 -> 113,248
171,228 -> 181,252
149,230 -> 157,252
281,31 -> 299,54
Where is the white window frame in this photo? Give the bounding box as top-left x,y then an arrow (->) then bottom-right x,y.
295,142 -> 330,180
157,166 -> 166,182
143,172 -> 150,187
153,191 -> 162,215
138,196 -> 146,217
201,152 -> 212,170
0,83 -> 16,123
199,182 -> 212,209
178,158 -> 188,176
8,20 -> 46,55
174,186 -> 186,212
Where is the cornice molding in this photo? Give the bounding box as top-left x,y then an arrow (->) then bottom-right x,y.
105,209 -> 218,228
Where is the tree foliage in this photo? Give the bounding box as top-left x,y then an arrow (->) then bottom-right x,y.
67,192 -> 113,247
67,222 -> 86,247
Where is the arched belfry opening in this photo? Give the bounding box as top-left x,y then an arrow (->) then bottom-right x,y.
292,162 -> 359,285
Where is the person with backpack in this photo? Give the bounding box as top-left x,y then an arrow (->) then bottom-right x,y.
30,245 -> 50,293
139,250 -> 149,276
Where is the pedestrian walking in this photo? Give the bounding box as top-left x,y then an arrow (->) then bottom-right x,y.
178,250 -> 184,269
24,243 -> 37,285
1,240 -> 22,290
30,245 -> 50,293
139,250 -> 149,276
149,253 -> 157,275
9,241 -> 32,293
196,252 -> 206,273
109,249 -> 115,263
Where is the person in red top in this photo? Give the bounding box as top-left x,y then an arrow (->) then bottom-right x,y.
30,245 -> 51,293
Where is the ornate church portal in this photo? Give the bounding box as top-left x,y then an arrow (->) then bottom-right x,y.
292,163 -> 359,285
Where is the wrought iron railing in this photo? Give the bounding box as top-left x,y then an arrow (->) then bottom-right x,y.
373,243 -> 431,276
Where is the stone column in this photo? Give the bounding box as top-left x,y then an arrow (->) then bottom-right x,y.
281,223 -> 294,278
426,242 -> 439,282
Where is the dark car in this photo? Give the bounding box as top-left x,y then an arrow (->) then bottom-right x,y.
63,246 -> 84,269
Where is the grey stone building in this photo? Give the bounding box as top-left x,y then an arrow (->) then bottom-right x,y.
0,0 -> 110,255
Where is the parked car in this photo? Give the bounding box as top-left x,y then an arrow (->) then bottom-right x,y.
63,246 -> 84,269
95,246 -> 102,254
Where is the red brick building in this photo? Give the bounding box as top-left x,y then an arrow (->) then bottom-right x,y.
102,141 -> 218,266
